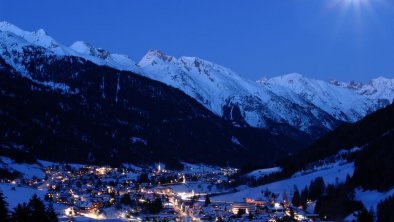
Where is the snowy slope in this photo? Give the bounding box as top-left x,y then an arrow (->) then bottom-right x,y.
138,50 -> 338,134
138,50 -> 265,116
0,183 -> 46,208
0,157 -> 45,179
138,50 -> 392,134
1,21 -> 392,136
261,73 -> 381,122
0,21 -> 140,74
331,76 -> 394,103
355,188 -> 394,211
357,77 -> 394,101
246,167 -> 282,179
70,41 -> 141,73
0,21 -> 74,56
213,162 -> 354,202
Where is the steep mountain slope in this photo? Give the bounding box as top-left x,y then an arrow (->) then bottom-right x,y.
219,103 -> 393,220
0,21 -> 141,74
138,50 -> 341,136
70,41 -> 141,73
330,77 -> 394,102
261,73 -> 385,122
2,21 -> 392,140
279,102 -> 394,188
138,51 -> 393,137
273,100 -> 394,221
0,28 -> 307,168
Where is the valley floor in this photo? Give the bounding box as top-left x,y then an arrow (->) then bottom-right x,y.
0,158 -> 386,222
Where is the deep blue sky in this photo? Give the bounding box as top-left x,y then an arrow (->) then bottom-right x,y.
1,0 -> 393,82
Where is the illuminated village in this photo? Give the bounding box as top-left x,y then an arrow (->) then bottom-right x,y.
0,161 -> 322,222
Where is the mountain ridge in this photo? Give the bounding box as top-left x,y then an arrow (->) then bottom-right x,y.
0,48 -> 309,168
1,21 -> 393,138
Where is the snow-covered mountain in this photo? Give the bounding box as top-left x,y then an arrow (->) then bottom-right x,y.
138,50 -> 392,135
0,21 -> 393,137
259,73 -> 389,122
70,41 -> 141,73
0,21 -> 141,74
330,77 -> 394,102
138,50 -> 339,135
0,26 -> 309,168
0,21 -> 72,55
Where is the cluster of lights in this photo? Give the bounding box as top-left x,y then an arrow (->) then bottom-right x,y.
80,212 -> 106,220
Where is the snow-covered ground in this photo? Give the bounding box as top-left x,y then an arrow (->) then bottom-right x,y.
245,167 -> 282,179
0,156 -> 388,221
1,157 -> 45,179
264,73 -> 372,122
355,187 -> 394,211
181,162 -> 222,175
213,162 -> 354,202
0,183 -> 46,208
169,181 -> 226,196
38,160 -> 86,169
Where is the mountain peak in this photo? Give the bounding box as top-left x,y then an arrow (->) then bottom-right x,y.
267,73 -> 306,86
280,73 -> 304,80
329,79 -> 363,90
369,76 -> 393,85
328,79 -> 341,86
0,21 -> 48,39
70,41 -> 91,51
256,77 -> 268,84
69,41 -> 141,73
70,41 -> 110,59
0,21 -> 60,51
138,49 -> 174,67
33,28 -> 48,36
348,80 -> 363,90
0,21 -> 25,35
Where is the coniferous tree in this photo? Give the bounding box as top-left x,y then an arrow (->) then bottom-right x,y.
46,202 -> 58,222
137,173 -> 150,184
300,186 -> 309,209
357,208 -> 373,222
0,191 -> 8,222
204,195 -> 211,207
368,207 -> 375,222
315,183 -> 364,221
309,177 -> 325,200
146,197 -> 163,214
28,194 -> 48,222
120,193 -> 132,206
292,189 -> 301,207
10,203 -> 30,222
377,195 -> 394,222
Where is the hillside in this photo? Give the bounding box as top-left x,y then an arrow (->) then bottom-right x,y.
0,47 -> 306,168
281,104 -> 394,190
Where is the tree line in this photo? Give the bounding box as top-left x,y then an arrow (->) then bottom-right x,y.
0,191 -> 58,222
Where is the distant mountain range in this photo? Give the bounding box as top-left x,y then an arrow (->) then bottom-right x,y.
0,21 -> 308,168
138,53 -> 393,137
1,21 -> 393,138
0,21 -> 393,167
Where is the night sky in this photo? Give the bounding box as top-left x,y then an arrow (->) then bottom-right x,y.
1,0 -> 393,82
